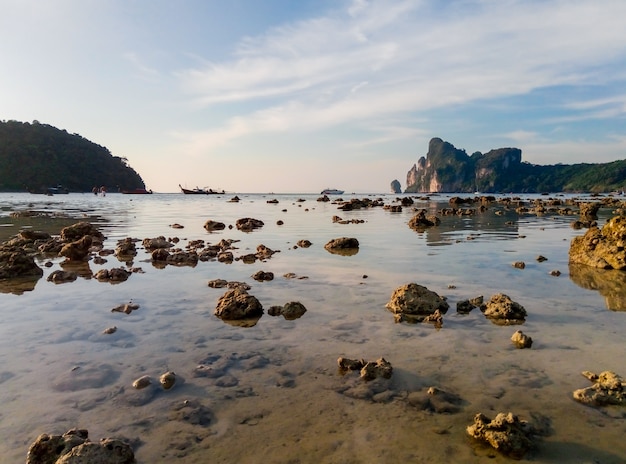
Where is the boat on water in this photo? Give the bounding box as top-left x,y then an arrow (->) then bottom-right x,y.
179,184 -> 225,195
27,185 -> 69,195
120,188 -> 153,194
321,188 -> 344,195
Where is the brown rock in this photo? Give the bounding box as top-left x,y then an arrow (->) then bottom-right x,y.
511,330 -> 533,348
386,283 -> 449,322
466,412 -> 535,459
573,370 -> 625,406
480,293 -> 527,323
569,215 -> 626,269
214,287 -> 263,320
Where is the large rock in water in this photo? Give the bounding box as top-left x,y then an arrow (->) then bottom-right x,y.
385,283 -> 449,322
214,286 -> 263,320
0,250 -> 43,279
569,216 -> 626,269
480,293 -> 527,324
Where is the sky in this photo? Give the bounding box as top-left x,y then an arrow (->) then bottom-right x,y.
2,0 -> 626,193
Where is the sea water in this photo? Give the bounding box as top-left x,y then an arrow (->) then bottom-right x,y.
0,192 -> 624,463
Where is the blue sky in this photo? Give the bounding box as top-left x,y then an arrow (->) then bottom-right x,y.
2,0 -> 626,193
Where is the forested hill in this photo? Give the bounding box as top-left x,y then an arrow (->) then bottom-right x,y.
0,120 -> 145,192
405,137 -> 626,193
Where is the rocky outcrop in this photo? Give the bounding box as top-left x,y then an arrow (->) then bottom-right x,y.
569,215 -> 626,269
405,138 -> 523,193
390,179 -> 401,194
406,138 -> 475,193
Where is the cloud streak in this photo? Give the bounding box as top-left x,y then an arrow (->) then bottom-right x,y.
175,0 -> 626,154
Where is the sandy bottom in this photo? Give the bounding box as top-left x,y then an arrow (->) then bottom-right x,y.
1,193 -> 625,463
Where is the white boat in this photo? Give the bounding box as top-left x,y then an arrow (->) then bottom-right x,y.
321,188 -> 344,195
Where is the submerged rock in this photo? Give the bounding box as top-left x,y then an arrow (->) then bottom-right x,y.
338,357 -> 392,381
407,386 -> 465,414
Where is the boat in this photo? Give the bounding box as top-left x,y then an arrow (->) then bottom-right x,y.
27,185 -> 69,195
179,184 -> 225,195
47,185 -> 69,195
321,188 -> 344,195
120,188 -> 153,194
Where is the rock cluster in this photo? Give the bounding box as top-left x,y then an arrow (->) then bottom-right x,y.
267,301 -> 307,320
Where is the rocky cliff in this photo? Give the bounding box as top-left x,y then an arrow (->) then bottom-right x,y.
406,138 -> 523,193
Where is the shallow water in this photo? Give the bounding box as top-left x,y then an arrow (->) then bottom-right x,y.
0,192 -> 625,463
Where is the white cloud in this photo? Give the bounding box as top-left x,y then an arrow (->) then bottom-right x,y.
174,0 -> 626,154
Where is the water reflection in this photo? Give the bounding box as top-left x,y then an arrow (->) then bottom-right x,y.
569,263 -> 626,311
420,212 -> 520,245
0,275 -> 40,294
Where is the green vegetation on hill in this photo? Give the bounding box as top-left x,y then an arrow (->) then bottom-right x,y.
406,138 -> 626,193
0,120 -> 145,192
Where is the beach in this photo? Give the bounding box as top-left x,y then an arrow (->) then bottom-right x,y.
0,192 -> 625,463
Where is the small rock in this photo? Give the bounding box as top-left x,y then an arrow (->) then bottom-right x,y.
511,330 -> 533,349
159,371 -> 176,390
132,375 -> 152,390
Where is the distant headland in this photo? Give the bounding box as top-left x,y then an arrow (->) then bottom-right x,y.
401,137 -> 626,194
0,120 -> 145,193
